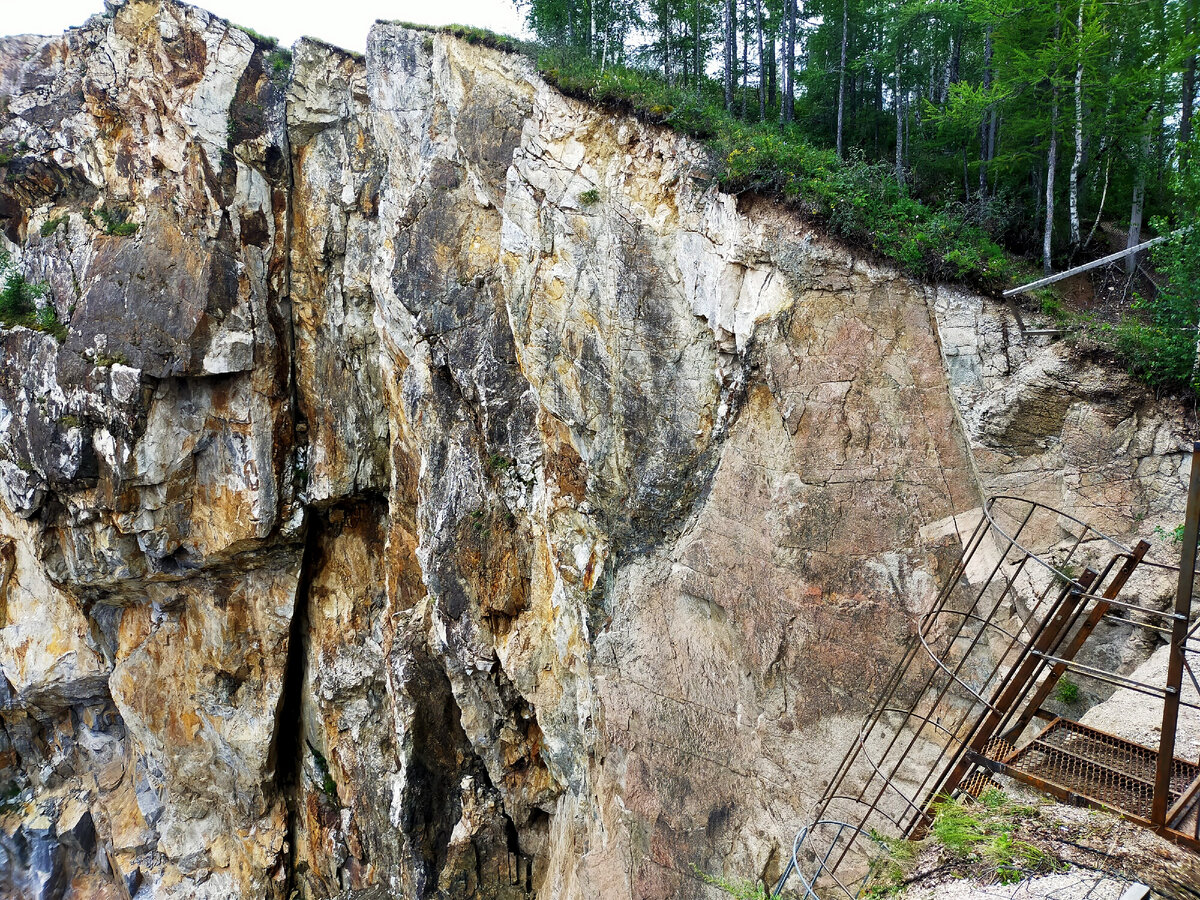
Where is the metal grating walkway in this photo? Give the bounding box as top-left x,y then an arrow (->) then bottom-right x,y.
1000,718 -> 1200,822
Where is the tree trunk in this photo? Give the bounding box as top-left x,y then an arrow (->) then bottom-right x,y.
694,0 -> 702,96
601,5 -> 611,71
740,0 -> 748,117
1068,0 -> 1084,250
767,34 -> 776,104
1126,126 -> 1151,274
681,19 -> 688,86
1183,0 -> 1197,158
662,1 -> 671,84
1084,151 -> 1111,248
1033,165 -> 1043,236
756,0 -> 766,120
874,68 -> 882,156
1043,3 -> 1061,275
783,0 -> 796,124
980,24 -> 994,194
894,42 -> 904,185
725,0 -> 735,111
1044,100 -> 1059,275
836,0 -> 848,157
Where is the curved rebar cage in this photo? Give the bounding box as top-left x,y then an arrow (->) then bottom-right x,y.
775,491 -> 1200,899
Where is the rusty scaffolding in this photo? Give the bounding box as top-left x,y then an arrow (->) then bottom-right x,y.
774,444 -> 1200,898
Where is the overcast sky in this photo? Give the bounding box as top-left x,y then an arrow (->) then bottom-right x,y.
3,1 -> 529,51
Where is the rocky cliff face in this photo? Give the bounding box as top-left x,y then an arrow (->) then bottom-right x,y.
0,3 -> 1192,898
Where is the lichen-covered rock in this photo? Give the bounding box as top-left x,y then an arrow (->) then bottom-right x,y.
0,3 -> 1193,899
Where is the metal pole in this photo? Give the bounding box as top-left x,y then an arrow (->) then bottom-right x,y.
1001,230 -> 1188,297
1152,442 -> 1200,826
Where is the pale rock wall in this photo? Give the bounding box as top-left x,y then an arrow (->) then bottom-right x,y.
0,3 -> 1192,899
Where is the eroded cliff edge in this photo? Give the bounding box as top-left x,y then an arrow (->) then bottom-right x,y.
0,2 -> 1192,898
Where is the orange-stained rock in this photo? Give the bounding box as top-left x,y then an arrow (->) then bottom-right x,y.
0,4 -> 1193,900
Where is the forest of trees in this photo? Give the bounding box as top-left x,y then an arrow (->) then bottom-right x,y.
510,0 -> 1200,391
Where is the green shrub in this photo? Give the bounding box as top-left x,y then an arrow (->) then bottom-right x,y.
1054,677 -> 1080,704
0,251 -> 64,341
267,48 -> 292,75
1107,317 -> 1196,391
308,743 -> 338,800
0,250 -> 45,319
92,351 -> 129,367
579,187 -> 600,206
34,303 -> 66,340
1093,141 -> 1200,394
1155,523 -> 1186,543
40,215 -> 68,237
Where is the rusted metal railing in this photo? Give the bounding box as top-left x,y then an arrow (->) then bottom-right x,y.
774,447 -> 1200,897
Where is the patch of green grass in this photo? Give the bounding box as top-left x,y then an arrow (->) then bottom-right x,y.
1037,290 -> 1064,319
865,791 -> 1059,893
579,187 -> 601,206
691,866 -> 771,900
441,24 -> 524,53
92,350 -> 129,368
86,205 -> 138,237
1054,676 -> 1080,704
929,791 -> 1055,885
1155,522 -> 1186,543
33,303 -> 66,341
232,23 -> 279,48
1101,316 -> 1197,393
861,831 -> 920,898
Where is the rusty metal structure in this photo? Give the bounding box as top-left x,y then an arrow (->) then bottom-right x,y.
774,444 -> 1200,898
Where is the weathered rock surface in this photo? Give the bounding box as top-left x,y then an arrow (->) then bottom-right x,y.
0,2 -> 1194,898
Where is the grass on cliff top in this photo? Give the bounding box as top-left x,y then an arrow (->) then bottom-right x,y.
390,24 -> 1013,292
